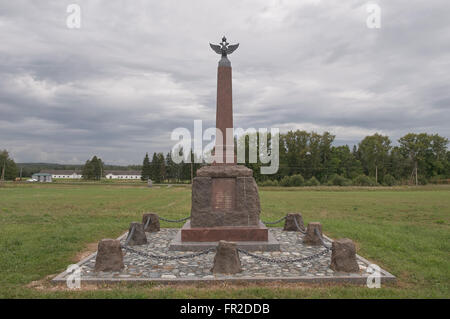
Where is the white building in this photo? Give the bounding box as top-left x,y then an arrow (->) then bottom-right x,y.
42,170 -> 83,179
105,171 -> 141,180
41,170 -> 142,180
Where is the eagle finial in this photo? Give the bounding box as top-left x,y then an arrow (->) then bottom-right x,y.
210,36 -> 239,58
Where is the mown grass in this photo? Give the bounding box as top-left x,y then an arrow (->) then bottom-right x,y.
0,183 -> 449,298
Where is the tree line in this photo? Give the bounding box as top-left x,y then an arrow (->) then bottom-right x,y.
140,150 -> 201,183
140,131 -> 449,186
2,131 -> 449,186
249,131 -> 449,186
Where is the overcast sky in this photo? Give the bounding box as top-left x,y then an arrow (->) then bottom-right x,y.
0,0 -> 449,164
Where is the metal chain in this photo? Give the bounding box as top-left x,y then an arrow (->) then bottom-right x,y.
123,217 -> 213,259
294,216 -> 306,234
314,228 -> 331,249
158,215 -> 191,223
121,244 -> 215,260
261,215 -> 287,225
124,224 -> 136,246
124,214 -> 331,262
237,247 -> 330,264
144,216 -> 151,229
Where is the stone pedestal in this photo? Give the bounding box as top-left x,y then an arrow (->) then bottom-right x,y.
330,238 -> 360,273
94,239 -> 124,272
142,213 -> 160,232
181,165 -> 268,242
283,213 -> 305,231
181,221 -> 268,242
211,241 -> 242,274
127,222 -> 147,246
190,165 -> 260,228
171,165 -> 279,251
303,222 -> 323,245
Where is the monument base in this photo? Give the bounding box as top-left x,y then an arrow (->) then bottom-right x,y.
181,221 -> 268,242
169,221 -> 280,251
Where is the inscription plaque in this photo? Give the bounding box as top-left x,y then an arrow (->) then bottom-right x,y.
211,178 -> 235,211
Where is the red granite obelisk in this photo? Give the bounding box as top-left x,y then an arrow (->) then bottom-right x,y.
215,58 -> 235,164
171,37 -> 279,251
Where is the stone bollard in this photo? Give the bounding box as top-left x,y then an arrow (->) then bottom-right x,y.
142,213 -> 160,232
94,239 -> 124,272
147,179 -> 152,188
283,213 -> 305,231
126,222 -> 147,246
330,238 -> 360,273
303,222 -> 323,245
211,241 -> 242,274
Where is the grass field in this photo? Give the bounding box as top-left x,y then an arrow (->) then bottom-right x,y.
0,182 -> 449,298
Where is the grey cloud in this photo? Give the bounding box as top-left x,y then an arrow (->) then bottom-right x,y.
0,0 -> 449,164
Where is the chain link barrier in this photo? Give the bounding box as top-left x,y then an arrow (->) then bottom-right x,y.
124,224 -> 136,246
237,247 -> 329,264
121,244 -> 216,260
314,228 -> 331,249
293,216 -> 307,234
238,216 -> 333,264
261,215 -> 287,225
144,216 -> 151,229
122,221 -> 214,260
158,215 -> 191,223
121,214 -> 331,263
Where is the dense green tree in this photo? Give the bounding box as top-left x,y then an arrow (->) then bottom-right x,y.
141,153 -> 151,181
149,152 -> 166,183
357,133 -> 391,184
445,151 -> 450,178
306,132 -> 322,179
388,146 -> 409,181
82,156 -> 104,180
278,130 -> 336,182
398,133 -> 449,184
165,151 -> 179,182
238,131 -> 263,181
257,131 -> 447,185
318,132 -> 336,182
150,152 -> 158,182
157,153 -> 166,182
329,145 -> 362,179
178,149 -> 201,183
92,156 -> 104,180
281,130 -> 309,177
236,130 -> 279,182
0,150 -> 18,180
426,134 -> 448,177
81,160 -> 94,180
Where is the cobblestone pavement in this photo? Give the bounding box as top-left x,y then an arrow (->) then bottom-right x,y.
54,228 -> 391,282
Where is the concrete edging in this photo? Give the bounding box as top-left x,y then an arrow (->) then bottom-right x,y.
51,229 -> 396,285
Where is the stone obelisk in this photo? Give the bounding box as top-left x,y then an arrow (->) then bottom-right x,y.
215,49 -> 235,164
170,37 -> 279,251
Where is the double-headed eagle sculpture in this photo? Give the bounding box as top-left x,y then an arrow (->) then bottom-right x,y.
210,36 -> 239,58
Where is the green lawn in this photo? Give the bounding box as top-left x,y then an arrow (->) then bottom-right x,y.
0,183 -> 449,298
